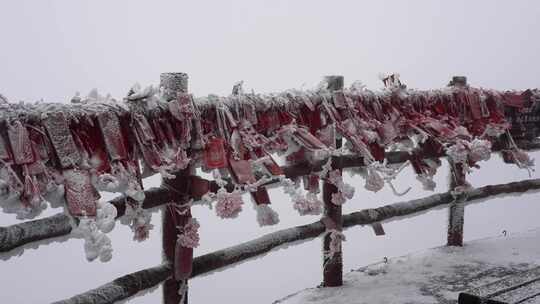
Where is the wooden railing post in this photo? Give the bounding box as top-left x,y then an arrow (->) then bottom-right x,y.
447,75 -> 467,247
160,72 -> 191,304
322,75 -> 344,287
447,162 -> 466,246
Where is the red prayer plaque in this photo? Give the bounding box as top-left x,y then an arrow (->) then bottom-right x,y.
294,128 -> 327,151
262,155 -> 283,176
251,187 -> 270,205
133,114 -> 156,143
63,169 -> 99,217
174,243 -> 193,281
371,222 -> 386,236
503,93 -> 524,108
139,143 -> 162,169
204,137 -> 227,169
468,93 -> 483,120
303,174 -> 320,193
7,121 -> 35,165
42,112 -> 81,168
0,133 -> 12,161
97,112 -> 128,161
333,91 -> 347,109
317,124 -> 336,148
229,158 -> 256,184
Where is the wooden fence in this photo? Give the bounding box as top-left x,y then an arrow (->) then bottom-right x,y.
0,73 -> 539,304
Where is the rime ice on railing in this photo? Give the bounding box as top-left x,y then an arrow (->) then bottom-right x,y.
0,75 -> 537,262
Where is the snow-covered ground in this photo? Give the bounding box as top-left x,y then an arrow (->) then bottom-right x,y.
276,228 -> 540,304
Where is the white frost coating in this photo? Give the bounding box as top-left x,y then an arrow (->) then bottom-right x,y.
121,203 -> 153,242
254,203 -> 280,226
364,166 -> 384,192
75,217 -> 113,262
177,218 -> 200,248
292,192 -> 323,216
214,188 -> 243,219
277,228 -> 540,304
324,229 -> 346,261
469,138 -> 492,162
96,201 -> 117,234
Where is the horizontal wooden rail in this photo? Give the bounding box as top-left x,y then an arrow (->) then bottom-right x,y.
50,177 -> 540,304
0,187 -> 175,254
3,138 -> 540,256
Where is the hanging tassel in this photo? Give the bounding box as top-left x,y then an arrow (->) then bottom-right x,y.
365,167 -> 384,193
177,218 -> 200,248
215,188 -> 243,219
293,192 -> 323,216
254,203 -> 279,226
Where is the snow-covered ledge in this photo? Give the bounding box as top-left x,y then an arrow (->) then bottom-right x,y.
50,178 -> 540,304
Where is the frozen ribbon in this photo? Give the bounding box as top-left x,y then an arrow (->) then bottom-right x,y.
327,169 -> 355,205
365,167 -> 384,193
283,176 -> 323,215
122,202 -> 153,242
96,201 -> 117,233
325,229 -> 346,261
76,217 -> 113,262
446,140 -> 469,165
468,139 -> 492,163
292,192 -> 323,216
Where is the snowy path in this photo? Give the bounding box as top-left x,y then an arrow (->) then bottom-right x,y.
276,228 -> 540,304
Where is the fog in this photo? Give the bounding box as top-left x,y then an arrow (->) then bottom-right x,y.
1,1 -> 539,303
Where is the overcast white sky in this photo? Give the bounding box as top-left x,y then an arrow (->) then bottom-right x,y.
1,0 -> 539,102
1,1 -> 540,304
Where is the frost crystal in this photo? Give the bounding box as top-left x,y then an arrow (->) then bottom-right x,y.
293,192 -> 323,216
177,218 -> 200,248
255,204 -> 280,226
215,189 -> 243,219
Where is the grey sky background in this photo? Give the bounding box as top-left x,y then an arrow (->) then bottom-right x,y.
1,1 -> 540,304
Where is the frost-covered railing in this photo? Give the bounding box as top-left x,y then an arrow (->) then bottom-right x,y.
1,73 -> 540,304
48,177 -> 540,304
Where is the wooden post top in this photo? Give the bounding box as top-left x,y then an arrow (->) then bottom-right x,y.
160,72 -> 189,101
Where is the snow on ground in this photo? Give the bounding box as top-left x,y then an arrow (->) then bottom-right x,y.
276,228 -> 540,304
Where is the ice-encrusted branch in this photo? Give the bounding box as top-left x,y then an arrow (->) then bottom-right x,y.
50,178 -> 540,304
